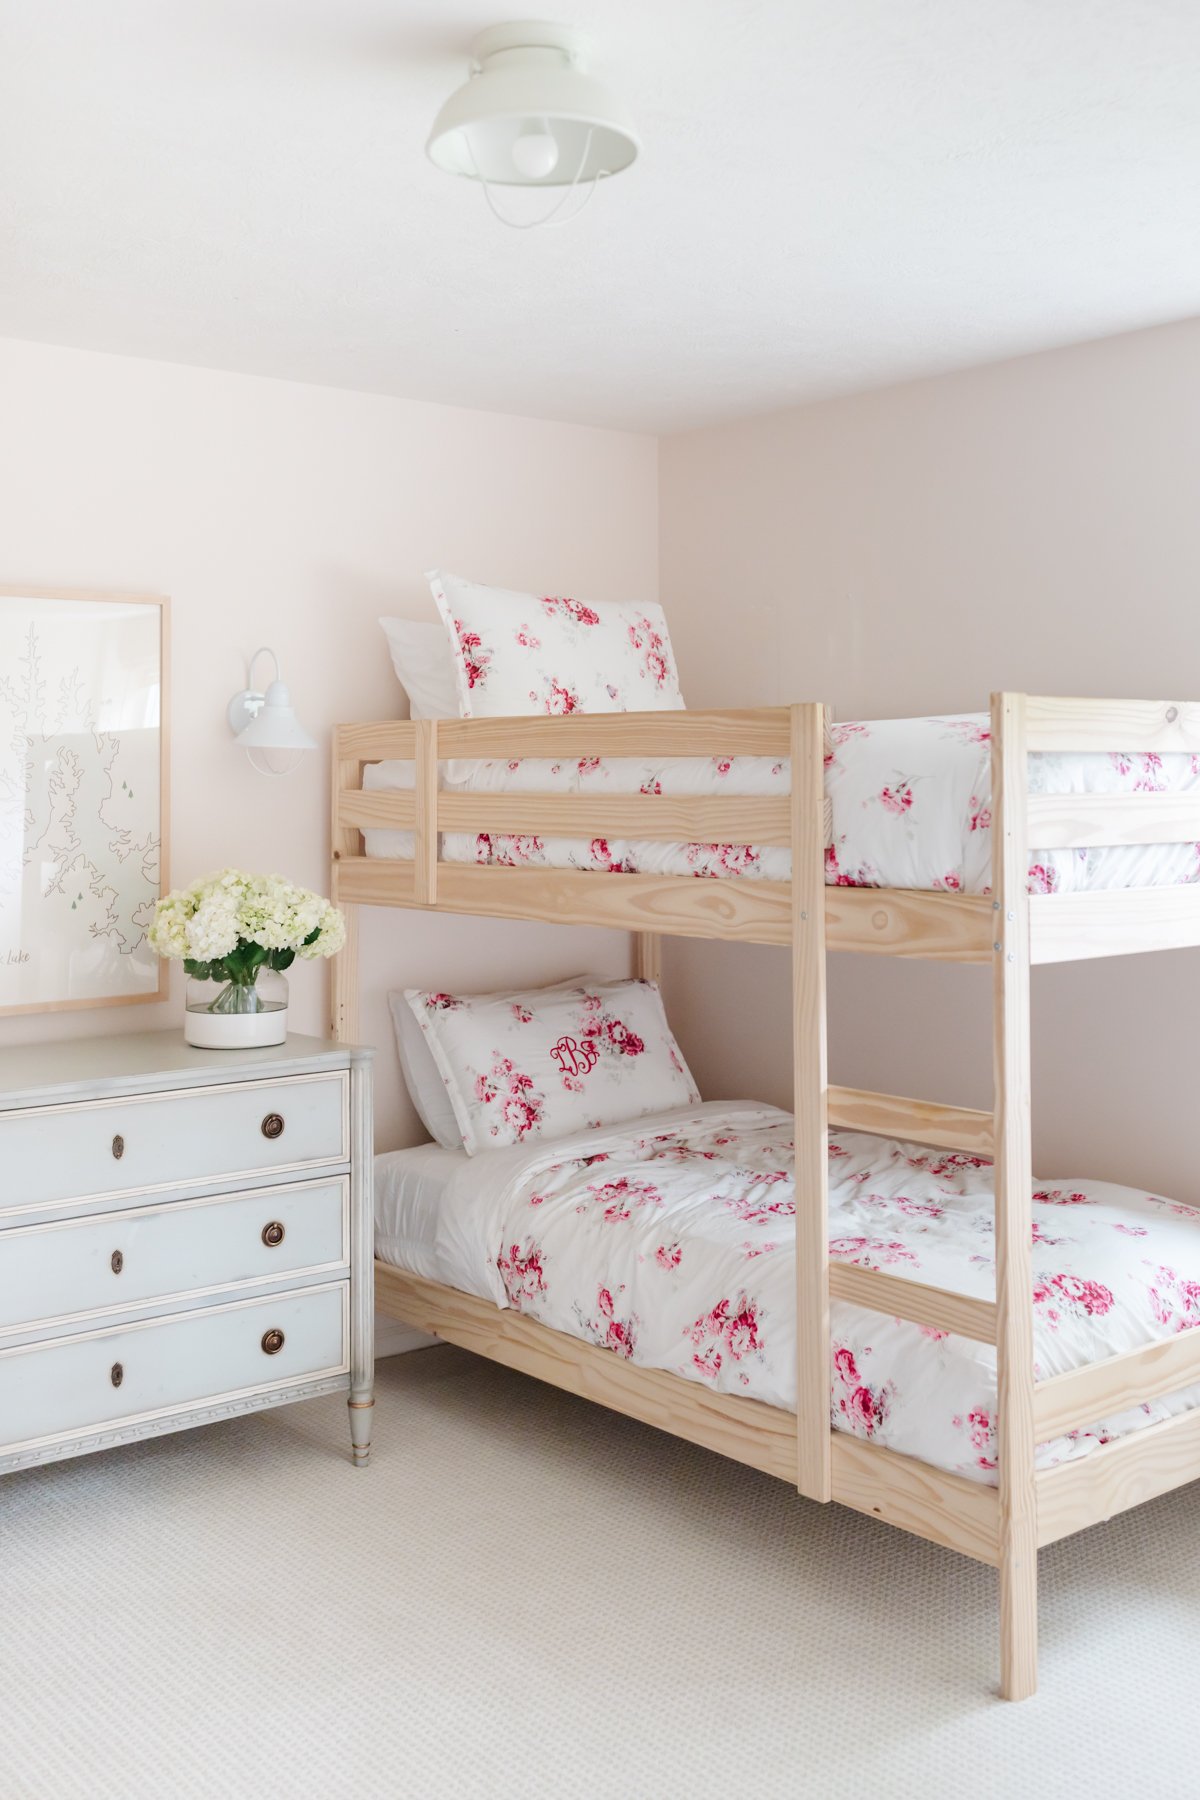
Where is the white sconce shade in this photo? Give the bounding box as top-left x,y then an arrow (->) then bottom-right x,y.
227,648 -> 316,777
427,22 -> 639,227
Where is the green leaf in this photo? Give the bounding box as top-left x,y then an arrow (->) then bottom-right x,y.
220,937 -> 269,986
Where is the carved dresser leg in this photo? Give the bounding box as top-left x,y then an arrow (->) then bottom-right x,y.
348,1394 -> 374,1466
345,1054 -> 375,1468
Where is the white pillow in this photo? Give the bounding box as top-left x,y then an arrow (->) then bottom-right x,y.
388,991 -> 462,1149
427,569 -> 685,719
403,976 -> 699,1155
379,618 -> 459,720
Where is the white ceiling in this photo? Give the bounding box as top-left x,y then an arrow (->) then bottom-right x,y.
2,0 -> 1199,432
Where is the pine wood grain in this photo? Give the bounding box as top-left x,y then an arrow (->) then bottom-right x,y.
828,1085 -> 995,1156
992,692 -> 1039,1702
1027,790 -> 1200,848
333,858 -> 794,944
1033,1328 -> 1200,1442
1025,695 -> 1200,754
1036,1404 -> 1200,1546
435,708 -> 793,760
633,933 -> 663,984
825,888 -> 994,962
829,1263 -> 998,1345
330,740 -> 365,1042
413,720 -> 439,906
330,856 -> 418,908
831,1435 -> 1000,1565
434,792 -> 793,844
337,790 -> 417,831
333,720 -> 418,764
1030,886 -> 1200,963
792,703 -> 831,1504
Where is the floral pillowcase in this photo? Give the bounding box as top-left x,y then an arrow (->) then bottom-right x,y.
403,976 -> 700,1155
427,569 -> 686,718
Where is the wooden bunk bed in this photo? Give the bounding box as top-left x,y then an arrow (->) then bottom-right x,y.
330,695 -> 1200,1702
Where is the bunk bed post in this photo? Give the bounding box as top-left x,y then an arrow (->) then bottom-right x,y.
331,726 -> 363,1043
330,905 -> 360,1044
632,933 -> 663,984
990,692 -> 1038,1701
791,702 -> 831,1504
414,719 -> 440,906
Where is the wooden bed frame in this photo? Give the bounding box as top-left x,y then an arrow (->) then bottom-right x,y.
330,694 -> 1200,1701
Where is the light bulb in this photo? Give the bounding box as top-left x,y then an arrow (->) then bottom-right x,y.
511,127 -> 560,180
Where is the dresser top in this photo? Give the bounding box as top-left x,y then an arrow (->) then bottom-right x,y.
0,1030 -> 370,1112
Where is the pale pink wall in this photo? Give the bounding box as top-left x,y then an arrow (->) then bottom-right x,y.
0,336 -> 658,1151
9,321 -> 1200,1202
660,316 -> 1200,1201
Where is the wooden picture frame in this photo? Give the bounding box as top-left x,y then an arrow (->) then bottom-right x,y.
0,587 -> 170,1016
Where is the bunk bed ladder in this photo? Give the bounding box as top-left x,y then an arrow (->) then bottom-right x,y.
327,690 -> 1200,1704
791,702 -> 832,1504
991,692 -> 1038,1702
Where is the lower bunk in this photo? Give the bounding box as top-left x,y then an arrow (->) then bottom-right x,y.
374,1107 -> 1200,1605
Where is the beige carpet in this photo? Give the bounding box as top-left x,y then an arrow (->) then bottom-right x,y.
3,1346 -> 1198,1800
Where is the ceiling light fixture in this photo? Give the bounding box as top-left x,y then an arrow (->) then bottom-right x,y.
427,21 -> 639,230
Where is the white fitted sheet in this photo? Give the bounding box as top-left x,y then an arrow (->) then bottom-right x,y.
374,1140 -> 519,1298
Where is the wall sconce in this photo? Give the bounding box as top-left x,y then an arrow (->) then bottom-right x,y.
227,647 -> 316,776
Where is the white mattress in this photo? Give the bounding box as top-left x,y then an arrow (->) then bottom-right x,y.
374,1103 -> 1200,1485
362,712 -> 1200,896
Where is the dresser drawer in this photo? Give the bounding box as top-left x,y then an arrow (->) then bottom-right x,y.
0,1178 -> 348,1334
0,1284 -> 347,1454
0,1072 -> 348,1216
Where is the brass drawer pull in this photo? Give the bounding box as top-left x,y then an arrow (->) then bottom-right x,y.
261,1328 -> 285,1356
110,1362 -> 123,1388
110,1250 -> 124,1275
111,1134 -> 125,1160
261,1113 -> 285,1142
261,1221 -> 285,1248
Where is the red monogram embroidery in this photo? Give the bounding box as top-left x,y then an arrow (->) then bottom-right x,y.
551,1034 -> 599,1079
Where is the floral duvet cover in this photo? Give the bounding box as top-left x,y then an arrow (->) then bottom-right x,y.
363,712 -> 1200,895
397,1101 -> 1200,1484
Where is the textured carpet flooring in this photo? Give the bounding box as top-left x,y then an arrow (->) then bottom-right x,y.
3,1345 -> 1199,1799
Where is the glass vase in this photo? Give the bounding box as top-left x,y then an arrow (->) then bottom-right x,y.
183,968 -> 289,1049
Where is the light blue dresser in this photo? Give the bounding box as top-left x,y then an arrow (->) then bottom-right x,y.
0,1031 -> 373,1475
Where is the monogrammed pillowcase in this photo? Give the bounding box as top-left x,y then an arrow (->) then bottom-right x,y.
427,569 -> 685,718
402,976 -> 699,1154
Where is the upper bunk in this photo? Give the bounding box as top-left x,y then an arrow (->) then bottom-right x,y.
330,694 -> 1200,966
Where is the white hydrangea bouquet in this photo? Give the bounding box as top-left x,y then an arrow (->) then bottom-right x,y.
149,869 -> 345,1046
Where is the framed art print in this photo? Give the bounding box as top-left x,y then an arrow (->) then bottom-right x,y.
0,588 -> 169,1015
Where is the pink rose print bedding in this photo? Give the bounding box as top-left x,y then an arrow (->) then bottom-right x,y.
427,569 -> 685,719
403,976 -> 699,1155
364,712 -> 1200,896
387,1100 -> 1200,1485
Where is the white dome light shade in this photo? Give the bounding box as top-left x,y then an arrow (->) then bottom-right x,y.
226,648 -> 317,778
427,22 -> 639,188
234,680 -> 317,753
